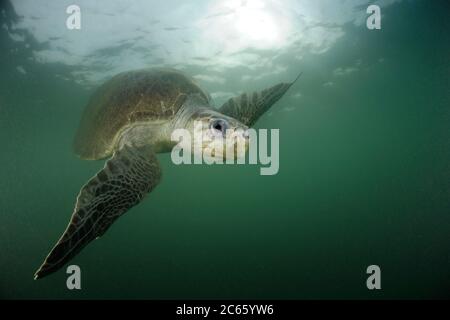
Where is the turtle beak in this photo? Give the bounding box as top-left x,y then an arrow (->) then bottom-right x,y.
245,130 -> 251,152
243,129 -> 250,140
223,126 -> 249,159
239,127 -> 251,155
241,129 -> 250,152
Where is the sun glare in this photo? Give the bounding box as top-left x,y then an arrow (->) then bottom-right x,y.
225,0 -> 282,46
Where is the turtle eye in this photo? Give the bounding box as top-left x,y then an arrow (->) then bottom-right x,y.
210,119 -> 228,136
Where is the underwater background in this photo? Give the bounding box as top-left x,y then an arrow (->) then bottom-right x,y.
0,0 -> 449,299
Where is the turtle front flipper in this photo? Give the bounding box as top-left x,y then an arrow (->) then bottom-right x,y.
34,144 -> 161,280
219,73 -> 302,127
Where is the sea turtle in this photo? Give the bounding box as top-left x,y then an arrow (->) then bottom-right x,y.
34,68 -> 300,279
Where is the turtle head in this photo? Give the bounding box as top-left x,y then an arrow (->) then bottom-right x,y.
187,109 -> 250,161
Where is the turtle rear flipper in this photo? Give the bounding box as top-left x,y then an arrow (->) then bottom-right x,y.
34,144 -> 161,280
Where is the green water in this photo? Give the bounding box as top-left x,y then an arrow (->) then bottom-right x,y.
0,0 -> 449,299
